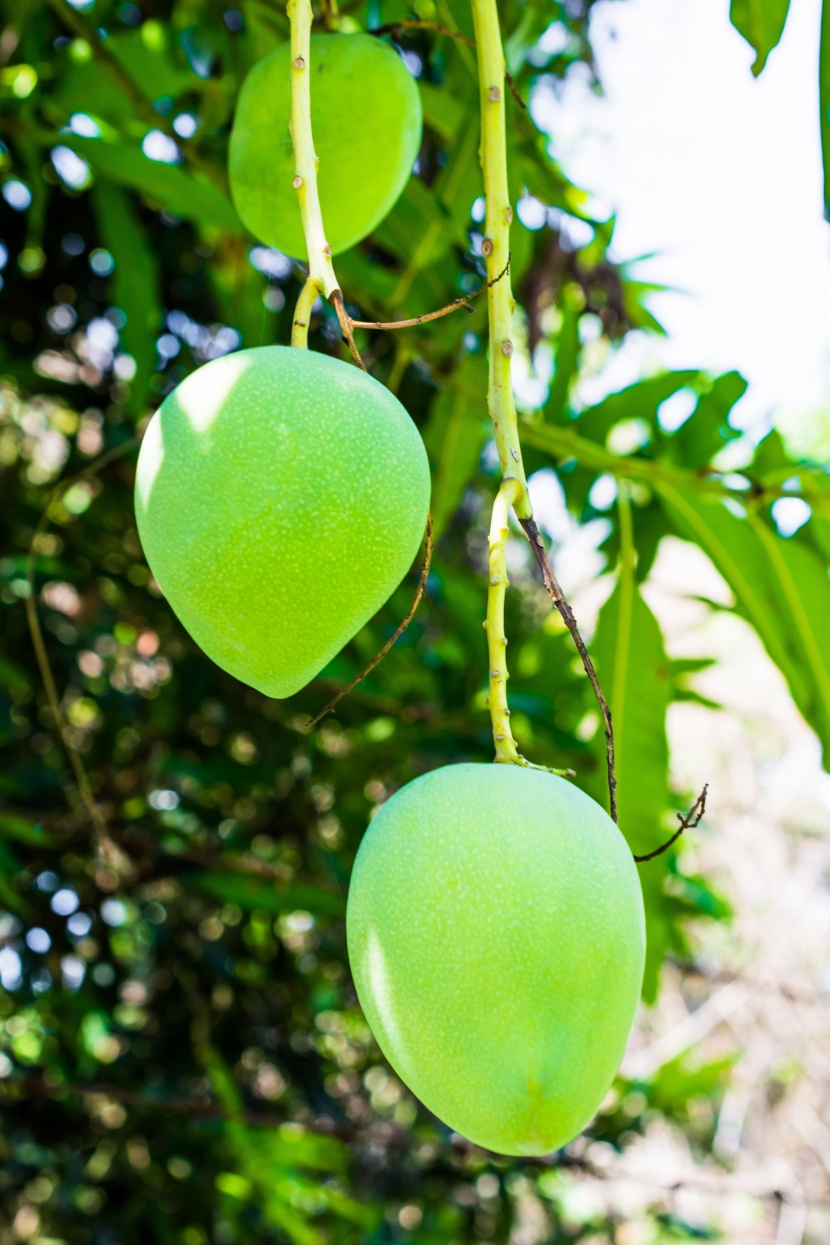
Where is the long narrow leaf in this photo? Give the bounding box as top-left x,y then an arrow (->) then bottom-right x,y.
730,0 -> 790,74
658,485 -> 830,760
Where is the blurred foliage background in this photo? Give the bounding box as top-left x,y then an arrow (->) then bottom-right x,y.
0,0 -> 829,1241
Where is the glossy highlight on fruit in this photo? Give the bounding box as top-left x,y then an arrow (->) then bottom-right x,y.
134,346 -> 430,698
347,763 -> 645,1155
229,33 -> 422,258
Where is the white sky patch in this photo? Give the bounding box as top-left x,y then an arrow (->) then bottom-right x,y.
533,0 -> 830,435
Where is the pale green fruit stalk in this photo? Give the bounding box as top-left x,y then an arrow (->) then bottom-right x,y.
229,34 -> 422,259
347,763 -> 645,1155
134,347 -> 430,698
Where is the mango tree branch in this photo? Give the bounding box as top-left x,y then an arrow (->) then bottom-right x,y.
520,420 -> 830,511
633,785 -> 708,863
470,0 -> 531,519
485,483 -> 574,776
288,0 -> 355,365
349,259 -> 509,330
470,0 -> 609,799
485,479 -> 523,763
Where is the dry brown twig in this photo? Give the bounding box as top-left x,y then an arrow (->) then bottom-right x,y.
633,784 -> 708,864
325,261 -> 511,368
518,516 -> 618,823
371,20 -> 527,109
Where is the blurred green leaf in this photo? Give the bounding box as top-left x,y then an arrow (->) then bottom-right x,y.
590,558 -> 672,1002
730,0 -> 790,74
423,354 -> 488,539
65,134 -> 241,233
659,486 -> 830,762
92,181 -> 160,416
193,871 -> 345,918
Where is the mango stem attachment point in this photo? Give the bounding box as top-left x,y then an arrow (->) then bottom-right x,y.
471,0 -> 607,798
291,275 -> 320,349
485,482 -> 574,779
485,479 -> 523,764
287,0 -> 339,302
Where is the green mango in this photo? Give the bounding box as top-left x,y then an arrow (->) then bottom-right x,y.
347,763 -> 645,1155
229,34 -> 422,258
135,346 -> 430,697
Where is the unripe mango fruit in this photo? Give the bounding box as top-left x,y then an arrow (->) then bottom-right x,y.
229,34 -> 422,258
347,763 -> 645,1155
134,346 -> 430,698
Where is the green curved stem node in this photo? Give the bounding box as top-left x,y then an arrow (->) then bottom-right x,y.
486,479 -> 523,763
291,275 -> 318,349
287,0 -> 340,305
470,0 -> 530,520
485,481 -> 574,779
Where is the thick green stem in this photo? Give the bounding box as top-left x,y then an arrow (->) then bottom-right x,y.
486,479 -> 523,763
469,0 -> 607,797
470,0 -> 530,519
287,0 -> 339,302
291,276 -> 318,348
485,482 -> 573,779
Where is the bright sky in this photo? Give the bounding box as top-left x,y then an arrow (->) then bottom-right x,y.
531,0 -> 830,439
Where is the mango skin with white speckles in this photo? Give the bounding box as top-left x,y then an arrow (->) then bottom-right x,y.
229,34 -> 422,259
134,346 -> 430,698
347,763 -> 645,1156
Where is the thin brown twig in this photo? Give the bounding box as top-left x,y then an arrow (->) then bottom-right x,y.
349,259 -> 510,331
306,514 -> 433,728
633,784 -> 708,863
330,289 -> 367,370
24,437 -> 140,869
372,20 -> 475,46
504,69 -> 527,111
517,517 -> 617,823
371,21 -> 526,108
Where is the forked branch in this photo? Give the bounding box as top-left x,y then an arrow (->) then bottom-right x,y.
633,785 -> 708,863
349,260 -> 510,331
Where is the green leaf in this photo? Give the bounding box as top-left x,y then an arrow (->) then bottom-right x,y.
573,371 -> 700,443
64,135 -> 241,234
543,286 -> 581,423
193,871 -> 345,918
50,23 -> 199,131
658,485 -> 830,762
592,577 -> 671,855
422,354 -> 488,538
0,812 -> 56,848
670,371 -> 746,467
822,0 -> 830,218
92,181 -> 160,416
590,568 -> 672,1001
372,176 -> 458,272
730,0 -> 790,75
418,81 -> 466,142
